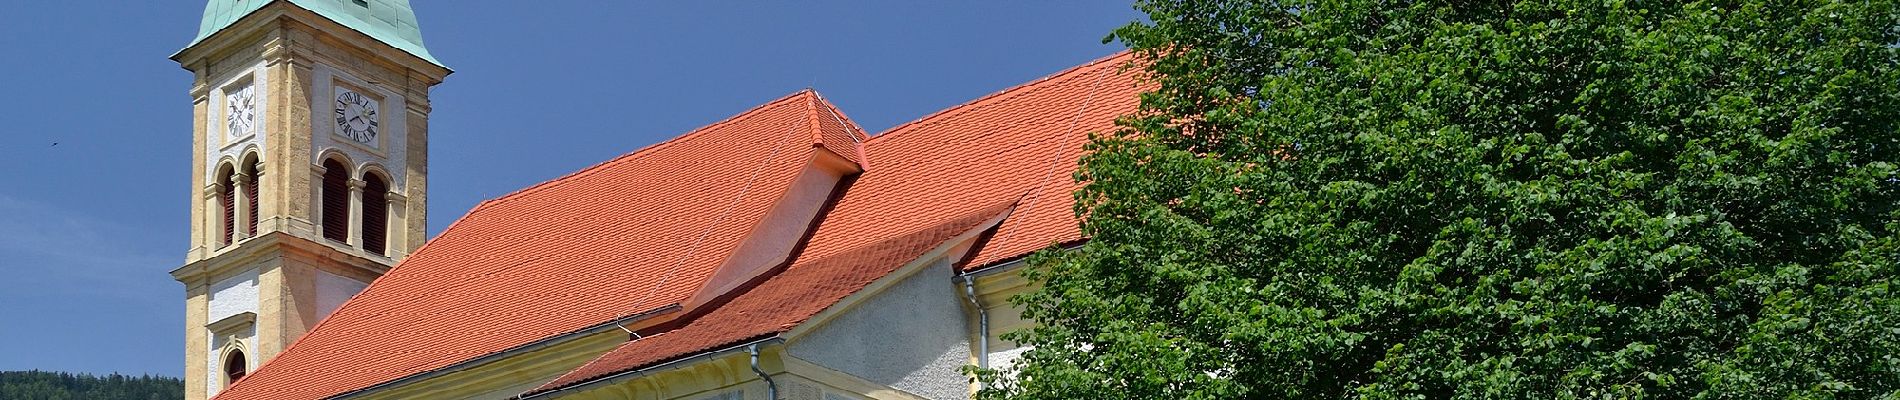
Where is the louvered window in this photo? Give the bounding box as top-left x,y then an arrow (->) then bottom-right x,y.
219,169 -> 235,247
362,174 -> 388,256
243,161 -> 260,237
321,160 -> 351,243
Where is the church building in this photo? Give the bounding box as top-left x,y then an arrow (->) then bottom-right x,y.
167,1 -> 1142,399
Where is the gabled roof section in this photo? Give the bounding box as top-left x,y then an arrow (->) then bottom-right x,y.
532,202 -> 1016,395
681,90 -> 866,312
184,0 -> 444,68
805,91 -> 868,167
213,91 -> 831,400
531,51 -> 1147,395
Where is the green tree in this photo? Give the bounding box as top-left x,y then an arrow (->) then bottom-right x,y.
982,1 -> 1900,398
0,370 -> 182,400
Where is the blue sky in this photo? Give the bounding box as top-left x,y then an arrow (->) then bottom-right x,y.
0,2 -> 1141,378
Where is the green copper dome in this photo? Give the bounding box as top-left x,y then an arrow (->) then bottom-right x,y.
185,0 -> 444,68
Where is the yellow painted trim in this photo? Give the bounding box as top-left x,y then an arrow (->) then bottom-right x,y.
339,302 -> 675,400
551,345 -> 779,400
971,263 -> 1038,351
780,354 -> 927,400
345,329 -> 628,399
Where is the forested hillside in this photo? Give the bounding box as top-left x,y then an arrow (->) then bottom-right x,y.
0,370 -> 181,400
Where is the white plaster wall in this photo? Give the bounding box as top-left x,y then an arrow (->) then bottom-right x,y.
204,336 -> 221,396
787,259 -> 972,400
204,62 -> 270,185
205,347 -> 218,396
205,269 -> 260,396
309,63 -> 409,191
208,269 -> 260,323
315,269 -> 369,319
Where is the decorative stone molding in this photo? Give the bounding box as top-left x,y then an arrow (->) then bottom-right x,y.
190,62 -> 213,99
206,311 -> 257,334
261,37 -> 292,66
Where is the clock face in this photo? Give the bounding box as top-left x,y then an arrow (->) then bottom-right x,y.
225,84 -> 256,137
333,87 -> 380,146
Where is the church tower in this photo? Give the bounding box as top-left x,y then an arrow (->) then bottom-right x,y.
167,1 -> 449,399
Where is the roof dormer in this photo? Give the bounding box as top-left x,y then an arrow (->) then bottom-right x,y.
684,90 -> 867,313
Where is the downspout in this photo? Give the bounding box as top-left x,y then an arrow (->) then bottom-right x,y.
748,344 -> 778,400
962,275 -> 990,389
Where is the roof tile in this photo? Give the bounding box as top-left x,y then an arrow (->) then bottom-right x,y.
214,91 -> 849,400
531,51 -> 1146,394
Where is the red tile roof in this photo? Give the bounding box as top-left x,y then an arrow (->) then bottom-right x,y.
840,52 -> 1142,270
808,91 -> 868,166
214,91 -> 864,400
535,202 -> 1016,394
216,51 -> 1145,400
531,51 -> 1146,394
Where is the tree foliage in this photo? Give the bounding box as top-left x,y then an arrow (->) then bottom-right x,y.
0,370 -> 182,400
983,0 -> 1900,398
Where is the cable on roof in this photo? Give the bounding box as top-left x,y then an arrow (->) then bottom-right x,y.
614,321 -> 641,340
611,100 -> 808,331
988,65 -> 1110,256
817,95 -> 863,143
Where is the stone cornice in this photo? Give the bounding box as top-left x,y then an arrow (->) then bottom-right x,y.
171,231 -> 392,284
206,311 -> 258,333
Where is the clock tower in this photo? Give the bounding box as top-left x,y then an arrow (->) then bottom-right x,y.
166,1 -> 450,399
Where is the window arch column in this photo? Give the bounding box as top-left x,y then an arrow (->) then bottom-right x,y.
346,178 -> 366,248
384,192 -> 408,258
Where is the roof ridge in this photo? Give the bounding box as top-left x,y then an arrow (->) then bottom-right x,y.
471,90 -> 820,213
809,91 -> 869,142
868,50 -> 1133,143
804,92 -> 825,147
801,89 -> 869,168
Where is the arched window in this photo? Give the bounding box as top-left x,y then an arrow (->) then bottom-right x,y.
223,349 -> 247,385
217,164 -> 236,247
362,172 -> 389,256
321,159 -> 351,243
242,155 -> 261,237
